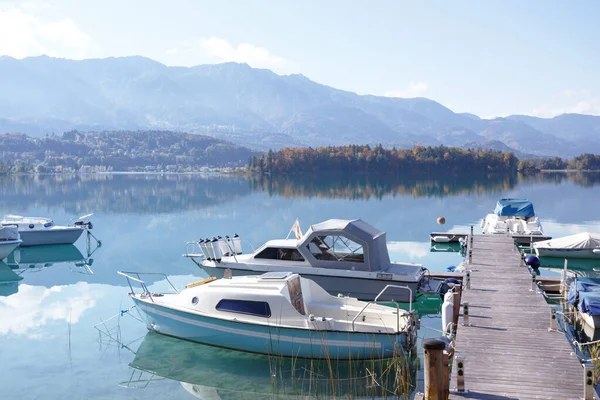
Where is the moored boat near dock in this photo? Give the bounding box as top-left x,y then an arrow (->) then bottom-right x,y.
120,271 -> 420,360
184,219 -> 442,302
534,232 -> 600,259
481,198 -> 546,236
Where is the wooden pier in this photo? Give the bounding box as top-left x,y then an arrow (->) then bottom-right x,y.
430,232 -> 552,245
447,234 -> 585,400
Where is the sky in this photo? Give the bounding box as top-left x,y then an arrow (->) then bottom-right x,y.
0,0 -> 599,118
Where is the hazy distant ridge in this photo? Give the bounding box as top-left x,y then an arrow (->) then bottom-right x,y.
1,55 -> 599,157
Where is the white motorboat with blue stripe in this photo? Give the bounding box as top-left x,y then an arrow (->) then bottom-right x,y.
1,214 -> 94,246
0,226 -> 22,261
120,271 -> 418,360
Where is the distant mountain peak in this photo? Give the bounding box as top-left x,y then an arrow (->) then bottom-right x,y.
0,55 -> 599,156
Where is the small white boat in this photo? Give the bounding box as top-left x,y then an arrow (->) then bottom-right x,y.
0,226 -> 22,261
534,232 -> 600,259
481,198 -> 544,236
184,219 -> 441,302
0,214 -> 93,247
121,271 -> 419,360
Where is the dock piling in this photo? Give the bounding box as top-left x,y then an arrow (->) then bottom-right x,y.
465,271 -> 471,290
423,338 -> 447,400
452,286 -> 462,332
549,306 -> 558,331
531,272 -> 537,291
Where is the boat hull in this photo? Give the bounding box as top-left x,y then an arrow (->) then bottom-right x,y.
0,240 -> 21,261
201,265 -> 422,302
19,228 -> 83,247
534,247 -> 600,259
133,298 -> 409,360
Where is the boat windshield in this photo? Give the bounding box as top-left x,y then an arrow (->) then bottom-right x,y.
306,235 -> 364,262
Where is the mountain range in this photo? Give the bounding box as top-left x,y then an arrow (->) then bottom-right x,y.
1,55 -> 599,157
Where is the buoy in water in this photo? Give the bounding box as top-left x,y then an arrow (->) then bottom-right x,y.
524,255 -> 541,270
437,217 -> 446,225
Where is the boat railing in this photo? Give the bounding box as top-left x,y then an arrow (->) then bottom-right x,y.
351,284 -> 413,333
117,271 -> 179,303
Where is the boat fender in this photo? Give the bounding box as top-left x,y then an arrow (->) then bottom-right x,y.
524,255 -> 540,270
593,249 -> 600,255
186,276 -> 217,288
441,290 -> 455,334
432,236 -> 451,243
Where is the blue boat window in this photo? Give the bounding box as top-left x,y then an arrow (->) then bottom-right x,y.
216,299 -> 271,318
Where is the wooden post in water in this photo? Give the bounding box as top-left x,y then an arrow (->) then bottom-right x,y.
452,286 -> 462,332
442,351 -> 450,400
423,338 -> 446,400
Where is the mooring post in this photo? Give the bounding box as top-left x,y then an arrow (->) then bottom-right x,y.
455,356 -> 466,392
452,286 -> 462,332
467,249 -> 472,264
462,302 -> 470,326
549,306 -> 558,331
442,351 -> 450,400
531,273 -> 537,291
562,259 -> 569,300
519,252 -> 525,267
584,362 -> 595,400
423,338 -> 446,400
465,271 -> 471,290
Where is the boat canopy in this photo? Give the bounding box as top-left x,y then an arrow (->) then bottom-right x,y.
0,226 -> 19,241
569,278 -> 600,315
493,198 -> 535,217
536,232 -> 600,250
298,219 -> 391,272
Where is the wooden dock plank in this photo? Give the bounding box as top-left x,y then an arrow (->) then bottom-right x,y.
447,234 -> 584,400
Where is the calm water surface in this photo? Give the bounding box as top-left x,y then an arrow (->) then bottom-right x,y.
1,173 -> 599,399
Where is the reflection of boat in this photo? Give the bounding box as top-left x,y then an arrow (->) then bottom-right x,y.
429,242 -> 464,253
539,257 -> 600,276
534,233 -> 600,259
0,262 -> 22,296
123,332 -> 416,399
0,214 -> 93,246
186,219 -> 441,302
0,226 -> 22,261
481,198 -> 544,236
568,277 -> 600,331
5,244 -> 94,277
122,271 -> 418,360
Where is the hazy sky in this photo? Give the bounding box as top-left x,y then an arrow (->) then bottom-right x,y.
1,0 -> 599,118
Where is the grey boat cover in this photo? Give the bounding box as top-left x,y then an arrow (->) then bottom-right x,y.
299,219 -> 391,272
0,226 -> 19,241
534,232 -> 600,250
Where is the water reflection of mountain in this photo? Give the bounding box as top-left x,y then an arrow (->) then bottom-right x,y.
0,174 -> 251,214
125,332 -> 416,399
250,172 -> 517,200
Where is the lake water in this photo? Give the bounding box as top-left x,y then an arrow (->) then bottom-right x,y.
1,172 -> 599,399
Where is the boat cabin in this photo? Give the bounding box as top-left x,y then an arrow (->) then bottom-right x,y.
229,219 -> 414,273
